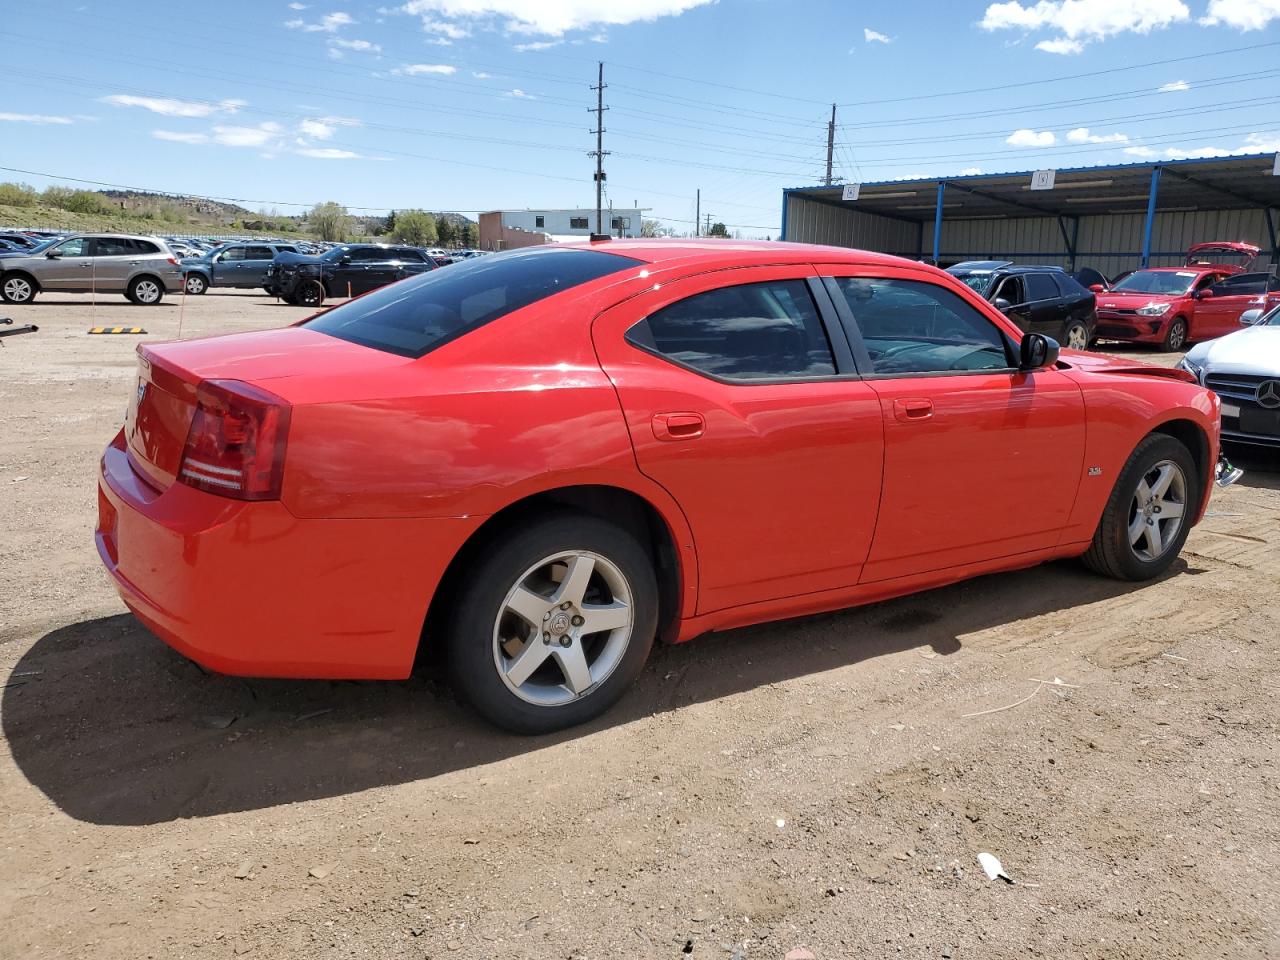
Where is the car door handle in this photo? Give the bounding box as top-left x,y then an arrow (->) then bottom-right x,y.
893,398 -> 934,422
652,412 -> 704,441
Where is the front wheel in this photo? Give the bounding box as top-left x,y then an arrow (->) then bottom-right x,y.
2,273 -> 37,304
1082,433 -> 1198,581
127,276 -> 164,305
184,273 -> 208,295
1062,320 -> 1090,351
296,279 -> 325,308
446,513 -> 658,734
1162,317 -> 1188,352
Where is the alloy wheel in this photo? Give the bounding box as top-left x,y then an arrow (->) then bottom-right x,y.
1127,459 -> 1187,562
135,280 -> 161,304
492,550 -> 634,707
185,275 -> 206,295
3,277 -> 33,303
1166,320 -> 1187,351
1065,323 -> 1089,350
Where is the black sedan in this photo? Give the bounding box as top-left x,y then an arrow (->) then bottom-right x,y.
946,261 -> 1098,351
266,243 -> 437,306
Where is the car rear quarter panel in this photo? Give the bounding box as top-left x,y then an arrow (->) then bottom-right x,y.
1058,367 -> 1220,541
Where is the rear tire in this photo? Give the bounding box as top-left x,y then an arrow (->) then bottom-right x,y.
1162,316 -> 1188,352
1,273 -> 37,304
127,276 -> 164,305
1082,433 -> 1199,581
1062,320 -> 1090,351
445,512 -> 658,734
184,273 -> 208,296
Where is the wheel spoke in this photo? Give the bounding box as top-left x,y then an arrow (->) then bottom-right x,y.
1159,501 -> 1184,520
506,586 -> 551,627
1143,519 -> 1164,556
1135,480 -> 1152,504
552,643 -> 593,695
1128,513 -> 1147,546
505,637 -> 552,688
553,555 -> 595,606
1150,464 -> 1174,499
580,600 -> 629,634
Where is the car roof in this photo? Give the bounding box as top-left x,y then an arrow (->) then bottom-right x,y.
552,238 -> 925,270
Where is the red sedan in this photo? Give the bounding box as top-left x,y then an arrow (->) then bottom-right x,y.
98,241 -> 1224,732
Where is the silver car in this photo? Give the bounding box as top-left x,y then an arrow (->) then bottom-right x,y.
0,234 -> 184,305
1178,304 -> 1280,447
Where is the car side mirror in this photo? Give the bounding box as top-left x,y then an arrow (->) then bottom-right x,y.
993,297 -> 1014,312
1019,332 -> 1059,370
1088,283 -> 1105,293
339,256 -> 352,265
45,250 -> 61,259
1196,288 -> 1214,300
1239,309 -> 1262,326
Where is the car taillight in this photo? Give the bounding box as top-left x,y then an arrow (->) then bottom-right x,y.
178,379 -> 291,500
167,257 -> 180,266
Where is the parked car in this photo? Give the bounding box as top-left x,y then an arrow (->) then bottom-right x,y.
265,243 -> 435,306
0,234 -> 183,305
1179,303 -> 1280,447
1092,267 -> 1264,350
181,241 -> 301,295
97,240 -> 1231,733
0,236 -> 59,260
946,261 -> 1097,350
0,232 -> 38,249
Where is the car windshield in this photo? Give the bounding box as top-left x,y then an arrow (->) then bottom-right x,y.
1111,270 -> 1198,295
1259,305 -> 1279,327
951,272 -> 994,295
22,237 -> 60,254
303,246 -> 644,358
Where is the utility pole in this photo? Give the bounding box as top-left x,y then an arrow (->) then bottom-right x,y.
695,188 -> 700,238
589,62 -> 609,236
824,103 -> 836,187
704,212 -> 712,236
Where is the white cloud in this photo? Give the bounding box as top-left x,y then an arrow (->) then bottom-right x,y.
514,39 -> 561,50
297,146 -> 363,159
211,122 -> 284,148
153,130 -> 209,144
980,0 -> 1189,53
1158,79 -> 1191,92
288,1 -> 307,8
329,36 -> 381,51
394,62 -> 457,74
1035,36 -> 1083,53
398,0 -> 715,36
298,116 -> 361,139
1006,128 -> 1056,147
473,71 -> 493,78
507,88 -> 536,99
864,27 -> 892,42
1200,0 -> 1280,29
0,112 -> 74,124
1123,133 -> 1280,160
959,167 -> 984,175
100,95 -> 247,118
287,11 -> 355,31
1123,146 -> 1159,158
1066,126 -> 1129,143
421,18 -> 469,38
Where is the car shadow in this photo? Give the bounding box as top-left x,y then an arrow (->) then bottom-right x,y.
2,559 -> 1185,826
1224,444 -> 1280,491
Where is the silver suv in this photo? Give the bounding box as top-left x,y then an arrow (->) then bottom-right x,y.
0,234 -> 184,305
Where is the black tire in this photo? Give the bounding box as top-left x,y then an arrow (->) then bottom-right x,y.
1082,433 -> 1199,581
184,273 -> 208,296
445,511 -> 659,734
1162,316 -> 1188,352
1061,319 -> 1090,351
297,279 -> 325,308
1,272 -> 38,304
126,276 -> 165,305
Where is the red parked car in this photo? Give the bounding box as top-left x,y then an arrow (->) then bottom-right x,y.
97,241 -> 1227,732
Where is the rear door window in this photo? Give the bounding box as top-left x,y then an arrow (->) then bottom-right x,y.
244,246 -> 273,260
1024,273 -> 1059,302
627,279 -> 836,381
303,246 -> 642,358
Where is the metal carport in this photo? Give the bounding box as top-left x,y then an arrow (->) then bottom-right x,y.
781,154 -> 1280,279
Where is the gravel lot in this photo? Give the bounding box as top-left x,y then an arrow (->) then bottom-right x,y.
1,289 -> 1277,960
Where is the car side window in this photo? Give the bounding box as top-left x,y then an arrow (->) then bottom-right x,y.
396,249 -> 425,262
832,277 -> 1012,376
53,237 -> 90,257
628,279 -> 836,382
94,238 -> 131,256
348,248 -> 384,262
1024,273 -> 1058,302
1208,273 -> 1264,296
219,247 -> 245,262
992,275 -> 1024,305
277,245 -> 296,254
244,246 -> 273,260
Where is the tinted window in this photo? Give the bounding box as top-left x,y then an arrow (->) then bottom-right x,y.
304,247 -> 642,358
1209,273 -> 1265,296
1025,273 -> 1059,302
1053,273 -> 1089,297
394,248 -> 425,262
277,245 -> 297,253
630,280 -> 835,381
244,246 -> 273,260
347,247 -> 386,262
834,277 -> 1011,375
136,240 -> 160,254
991,275 -> 1024,305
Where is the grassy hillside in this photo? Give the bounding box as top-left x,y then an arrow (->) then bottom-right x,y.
0,201 -> 307,238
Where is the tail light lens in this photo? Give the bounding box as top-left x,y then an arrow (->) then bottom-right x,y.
178,380 -> 291,500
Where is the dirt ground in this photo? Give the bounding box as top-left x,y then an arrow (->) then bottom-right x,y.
1,289 -> 1277,960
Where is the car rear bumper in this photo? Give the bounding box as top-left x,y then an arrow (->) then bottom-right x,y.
96,432 -> 482,680
1094,312 -> 1170,343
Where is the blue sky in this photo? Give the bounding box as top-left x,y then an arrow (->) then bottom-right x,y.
3,0 -> 1279,237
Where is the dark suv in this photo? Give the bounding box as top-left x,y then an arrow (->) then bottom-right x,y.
266,244 -> 436,306
946,261 -> 1097,350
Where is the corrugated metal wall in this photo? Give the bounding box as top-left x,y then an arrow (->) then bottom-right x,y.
784,195 -> 918,256
786,193 -> 1273,279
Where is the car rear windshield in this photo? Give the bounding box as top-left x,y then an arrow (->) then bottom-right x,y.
302,246 -> 644,358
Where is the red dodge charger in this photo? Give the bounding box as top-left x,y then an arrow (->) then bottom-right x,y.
98,240 -> 1225,732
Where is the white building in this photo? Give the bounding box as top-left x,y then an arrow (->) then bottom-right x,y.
491,208 -> 645,240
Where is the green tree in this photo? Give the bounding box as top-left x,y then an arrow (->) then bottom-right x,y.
392,209 -> 437,246
436,216 -> 456,248
707,221 -> 729,238
640,218 -> 663,238
0,182 -> 38,207
461,222 -> 479,248
385,210 -> 397,233
309,201 -> 349,241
